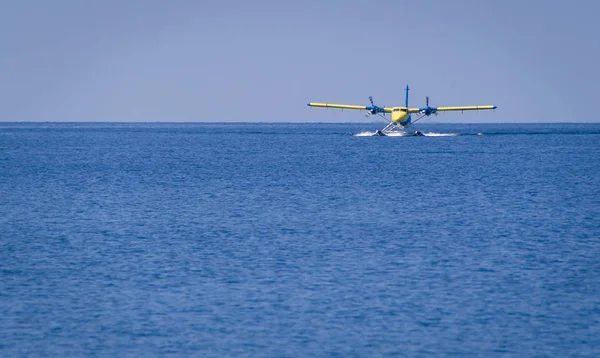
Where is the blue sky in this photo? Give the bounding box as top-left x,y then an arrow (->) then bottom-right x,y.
1,0 -> 598,122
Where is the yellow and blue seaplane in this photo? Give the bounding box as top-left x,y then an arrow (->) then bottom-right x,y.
307,85 -> 496,136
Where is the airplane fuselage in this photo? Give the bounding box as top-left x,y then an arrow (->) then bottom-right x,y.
391,108 -> 411,126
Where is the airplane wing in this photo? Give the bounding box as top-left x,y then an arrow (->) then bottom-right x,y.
308,103 -> 393,113
308,102 -> 495,114
436,105 -> 496,112
425,105 -> 497,113
405,105 -> 496,114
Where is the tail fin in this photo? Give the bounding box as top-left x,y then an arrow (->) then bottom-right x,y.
405,85 -> 410,108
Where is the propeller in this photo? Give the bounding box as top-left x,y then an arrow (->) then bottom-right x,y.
366,96 -> 386,115
419,96 -> 438,116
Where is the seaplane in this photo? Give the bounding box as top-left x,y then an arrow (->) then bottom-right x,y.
307,85 -> 496,136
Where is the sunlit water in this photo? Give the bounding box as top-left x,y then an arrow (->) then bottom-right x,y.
1,123 -> 599,357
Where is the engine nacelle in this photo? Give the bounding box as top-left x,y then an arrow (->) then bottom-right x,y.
391,107 -> 410,125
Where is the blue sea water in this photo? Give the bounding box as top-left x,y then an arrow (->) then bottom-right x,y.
1,122 -> 599,357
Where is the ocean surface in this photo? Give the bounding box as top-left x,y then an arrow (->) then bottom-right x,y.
1,122 -> 599,357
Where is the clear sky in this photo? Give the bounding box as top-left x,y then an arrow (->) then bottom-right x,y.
1,0 -> 599,122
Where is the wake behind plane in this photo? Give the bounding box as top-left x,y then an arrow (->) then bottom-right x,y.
307,85 -> 496,136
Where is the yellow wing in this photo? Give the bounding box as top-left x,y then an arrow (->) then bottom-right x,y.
436,105 -> 496,112
308,102 -> 393,113
407,105 -> 496,113
308,102 -> 496,115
